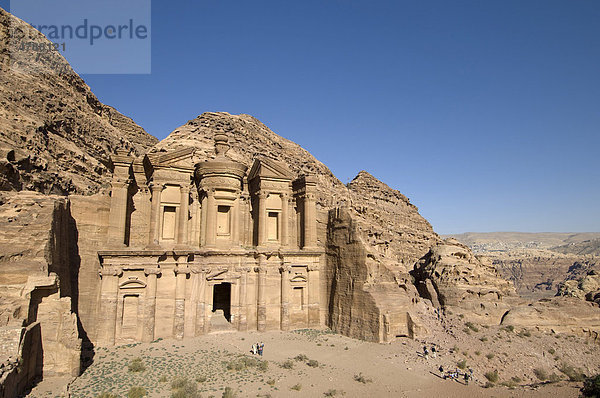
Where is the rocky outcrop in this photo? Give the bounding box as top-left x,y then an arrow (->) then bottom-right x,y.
501,297 -> 600,342
412,238 -> 518,324
0,192 -> 81,394
326,208 -> 425,342
557,270 -> 600,305
0,7 -> 157,195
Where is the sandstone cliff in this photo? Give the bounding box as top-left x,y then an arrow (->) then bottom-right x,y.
0,7 -> 157,195
412,238 -> 518,324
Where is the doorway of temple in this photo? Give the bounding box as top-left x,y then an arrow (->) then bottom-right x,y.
212,282 -> 232,322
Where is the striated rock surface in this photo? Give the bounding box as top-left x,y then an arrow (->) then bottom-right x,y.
412,238 -> 518,324
0,7 -> 157,195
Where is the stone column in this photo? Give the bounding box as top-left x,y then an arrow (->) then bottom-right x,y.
107,179 -> 129,246
238,267 -> 249,331
142,268 -> 160,343
176,185 -> 190,248
257,191 -> 267,247
98,267 -> 121,345
193,268 -> 207,336
280,193 -> 289,248
205,189 -> 217,247
256,254 -> 267,332
232,195 -> 240,247
147,182 -> 163,248
173,265 -> 189,339
307,263 -> 320,327
280,264 -> 290,331
304,193 -> 317,248
190,189 -> 200,248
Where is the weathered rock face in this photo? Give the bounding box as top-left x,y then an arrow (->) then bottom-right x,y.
412,238 -> 518,324
0,192 -> 81,394
501,297 -> 600,342
492,251 -> 598,299
326,208 -> 425,342
557,270 -> 600,305
0,7 -> 157,195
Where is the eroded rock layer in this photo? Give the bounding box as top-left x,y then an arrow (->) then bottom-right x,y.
0,8 -> 157,195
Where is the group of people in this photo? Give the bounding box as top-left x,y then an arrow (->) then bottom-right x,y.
422,345 -> 437,359
251,342 -> 265,356
438,366 -> 473,384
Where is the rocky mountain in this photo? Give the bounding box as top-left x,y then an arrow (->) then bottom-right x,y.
0,7 -> 157,195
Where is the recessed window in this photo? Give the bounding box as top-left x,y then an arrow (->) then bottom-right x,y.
217,205 -> 231,236
162,206 -> 177,240
267,211 -> 279,241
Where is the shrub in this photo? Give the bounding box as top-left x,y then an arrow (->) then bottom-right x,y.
518,329 -> 531,338
465,322 -> 479,332
486,353 -> 495,360
294,354 -> 308,362
548,348 -> 556,355
97,393 -> 117,398
511,376 -> 522,383
500,380 -> 517,388
475,351 -> 481,356
258,360 -> 269,371
158,375 -> 168,383
558,363 -> 586,382
582,374 -> 600,397
353,373 -> 372,383
457,359 -> 467,370
267,379 -> 276,386
171,377 -> 189,389
479,336 -> 488,342
281,360 -> 294,369
196,375 -> 207,383
503,325 -> 514,332
485,370 -> 499,383
128,357 -> 146,373
291,384 -> 302,391
307,359 -> 319,368
324,389 -> 341,397
222,386 -> 236,398
127,387 -> 146,398
483,382 -> 495,388
533,368 -> 548,381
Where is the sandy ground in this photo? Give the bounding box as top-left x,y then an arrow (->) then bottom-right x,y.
26,323 -> 596,398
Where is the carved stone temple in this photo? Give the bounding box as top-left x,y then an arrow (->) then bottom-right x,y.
97,134 -> 325,345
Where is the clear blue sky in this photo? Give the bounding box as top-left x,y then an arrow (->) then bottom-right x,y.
5,0 -> 600,234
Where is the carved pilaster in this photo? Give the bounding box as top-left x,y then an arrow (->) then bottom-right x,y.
280,263 -> 291,331
142,267 -> 160,342
257,191 -> 267,247
147,182 -> 164,248
173,265 -> 190,339
176,185 -> 190,248
255,254 -> 267,332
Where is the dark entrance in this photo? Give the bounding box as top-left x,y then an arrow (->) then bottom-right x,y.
212,283 -> 231,322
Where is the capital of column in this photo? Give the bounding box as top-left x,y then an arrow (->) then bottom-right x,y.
144,267 -> 161,276
190,266 -> 210,274
111,179 -> 130,190
254,266 -> 267,275
279,264 -> 291,274
258,190 -> 268,199
180,184 -> 191,194
150,182 -> 164,192
307,264 -> 320,272
174,265 -> 191,275
99,266 -> 123,278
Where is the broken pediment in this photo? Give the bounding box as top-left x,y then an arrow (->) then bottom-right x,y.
248,157 -> 293,182
119,279 -> 147,289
